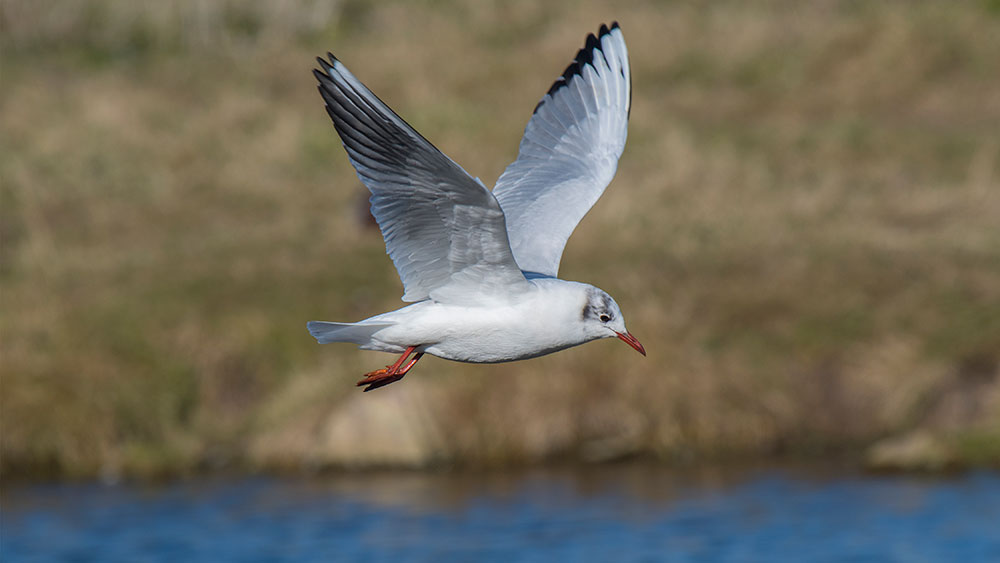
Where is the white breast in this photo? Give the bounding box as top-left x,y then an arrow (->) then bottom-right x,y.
366,279 -> 592,363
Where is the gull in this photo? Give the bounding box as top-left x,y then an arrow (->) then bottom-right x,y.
308,22 -> 644,391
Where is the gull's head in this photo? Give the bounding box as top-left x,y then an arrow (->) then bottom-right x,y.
581,287 -> 646,356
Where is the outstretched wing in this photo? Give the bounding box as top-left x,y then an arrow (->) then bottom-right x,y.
492,23 -> 630,277
314,55 -> 528,303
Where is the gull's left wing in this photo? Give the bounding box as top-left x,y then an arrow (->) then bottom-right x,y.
492,23 -> 631,278
314,55 -> 529,304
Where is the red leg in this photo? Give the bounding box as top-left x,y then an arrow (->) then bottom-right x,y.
396,353 -> 424,376
356,347 -> 422,392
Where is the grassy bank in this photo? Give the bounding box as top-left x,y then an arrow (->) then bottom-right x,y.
2,0 -> 999,480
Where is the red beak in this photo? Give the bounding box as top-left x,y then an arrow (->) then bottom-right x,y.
615,331 -> 646,356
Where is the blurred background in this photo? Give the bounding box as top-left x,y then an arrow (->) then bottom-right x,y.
2,0 -> 1000,558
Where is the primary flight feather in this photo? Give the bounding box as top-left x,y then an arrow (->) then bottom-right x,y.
308,22 -> 644,391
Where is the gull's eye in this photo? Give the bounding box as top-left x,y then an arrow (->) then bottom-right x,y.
599,314 -> 611,323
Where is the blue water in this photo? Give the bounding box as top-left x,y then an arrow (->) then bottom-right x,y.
2,465 -> 999,562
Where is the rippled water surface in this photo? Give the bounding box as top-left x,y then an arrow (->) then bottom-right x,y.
3,464 -> 999,562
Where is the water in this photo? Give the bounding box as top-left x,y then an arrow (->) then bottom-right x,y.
3,464 -> 999,562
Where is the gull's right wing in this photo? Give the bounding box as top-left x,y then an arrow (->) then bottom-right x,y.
492,23 -> 631,278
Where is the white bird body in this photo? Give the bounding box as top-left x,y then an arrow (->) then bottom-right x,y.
313,279 -> 625,363
307,23 -> 645,390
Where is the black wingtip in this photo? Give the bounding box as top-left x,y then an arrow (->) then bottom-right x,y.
581,33 -> 598,65
314,58 -> 332,85
315,53 -> 341,80
533,22 -> 621,115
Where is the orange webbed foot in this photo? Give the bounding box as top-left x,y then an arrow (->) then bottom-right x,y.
355,347 -> 424,392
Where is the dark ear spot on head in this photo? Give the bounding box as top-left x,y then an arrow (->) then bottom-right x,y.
582,288 -> 600,321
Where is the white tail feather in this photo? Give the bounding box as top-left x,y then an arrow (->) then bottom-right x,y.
307,321 -> 392,344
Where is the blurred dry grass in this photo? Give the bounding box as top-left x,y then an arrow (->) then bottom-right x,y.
2,0 -> 999,479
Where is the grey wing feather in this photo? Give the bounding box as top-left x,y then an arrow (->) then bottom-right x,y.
314,55 -> 527,303
492,23 -> 630,277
